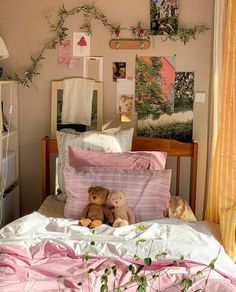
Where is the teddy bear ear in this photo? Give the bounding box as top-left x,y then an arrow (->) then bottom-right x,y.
88,186 -> 94,193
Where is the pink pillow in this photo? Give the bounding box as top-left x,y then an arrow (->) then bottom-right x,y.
63,165 -> 171,223
68,146 -> 167,170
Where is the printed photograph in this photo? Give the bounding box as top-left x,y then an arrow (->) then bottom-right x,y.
118,94 -> 134,113
135,56 -> 194,142
113,62 -> 126,82
150,0 -> 178,35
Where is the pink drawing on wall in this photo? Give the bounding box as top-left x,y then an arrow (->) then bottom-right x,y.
77,36 -> 87,47
73,32 -> 91,57
58,40 -> 71,65
69,58 -> 83,69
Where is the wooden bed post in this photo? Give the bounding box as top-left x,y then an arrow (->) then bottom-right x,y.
189,141 -> 198,213
42,136 -> 50,203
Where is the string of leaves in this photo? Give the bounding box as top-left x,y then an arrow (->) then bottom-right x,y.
69,225 -> 221,292
7,4 -> 208,87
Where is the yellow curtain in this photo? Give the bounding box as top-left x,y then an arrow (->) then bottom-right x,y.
206,0 -> 236,261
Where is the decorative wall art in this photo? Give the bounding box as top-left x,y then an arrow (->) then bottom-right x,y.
116,79 -> 135,114
73,32 -> 91,57
58,40 -> 71,65
7,3 -> 208,87
113,62 -> 126,82
136,56 -> 194,142
68,58 -> 83,69
150,0 -> 179,35
83,57 -> 103,82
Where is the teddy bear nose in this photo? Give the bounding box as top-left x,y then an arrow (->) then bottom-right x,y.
116,201 -> 118,204
93,196 -> 96,200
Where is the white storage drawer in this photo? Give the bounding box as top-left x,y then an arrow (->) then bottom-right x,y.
1,183 -> 19,227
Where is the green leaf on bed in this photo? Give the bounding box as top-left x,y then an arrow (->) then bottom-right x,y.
112,265 -> 117,276
135,239 -> 147,246
100,284 -> 108,292
144,257 -> 152,267
208,258 -> 217,270
136,265 -> 144,274
83,251 -> 89,262
180,278 -> 193,288
128,264 -> 135,274
101,274 -> 108,284
137,286 -> 145,292
135,225 -> 145,234
155,252 -> 168,260
134,254 -> 140,261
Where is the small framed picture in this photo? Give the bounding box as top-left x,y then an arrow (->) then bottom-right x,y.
113,62 -> 126,82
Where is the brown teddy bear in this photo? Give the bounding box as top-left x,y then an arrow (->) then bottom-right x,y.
109,191 -> 135,227
80,186 -> 114,228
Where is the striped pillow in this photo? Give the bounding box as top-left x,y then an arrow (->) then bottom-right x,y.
68,147 -> 167,170
56,128 -> 134,201
64,165 -> 171,222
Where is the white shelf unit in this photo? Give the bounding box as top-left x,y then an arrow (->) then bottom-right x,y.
0,80 -> 20,227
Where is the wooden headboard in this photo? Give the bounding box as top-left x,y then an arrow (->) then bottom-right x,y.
42,136 -> 198,213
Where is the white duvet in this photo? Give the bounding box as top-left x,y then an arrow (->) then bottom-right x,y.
0,212 -> 235,278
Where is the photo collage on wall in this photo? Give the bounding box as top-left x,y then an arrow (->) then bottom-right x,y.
55,0 -> 196,142
135,56 -> 194,142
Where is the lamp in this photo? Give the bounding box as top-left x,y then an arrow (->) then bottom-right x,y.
0,36 -> 9,78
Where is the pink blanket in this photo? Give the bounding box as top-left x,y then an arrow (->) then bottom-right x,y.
0,242 -> 236,291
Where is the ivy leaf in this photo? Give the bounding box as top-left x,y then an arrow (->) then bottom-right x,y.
135,225 -> 145,234
152,273 -> 159,280
135,239 -> 147,246
180,255 -> 184,261
137,286 -> 145,292
180,278 -> 193,288
155,252 -> 167,260
144,257 -> 152,267
112,265 -> 117,276
91,229 -> 96,235
128,264 -> 135,274
209,258 -> 217,270
136,265 -> 144,274
134,254 -> 140,261
100,284 -> 108,292
101,274 -> 108,284
83,251 -> 89,262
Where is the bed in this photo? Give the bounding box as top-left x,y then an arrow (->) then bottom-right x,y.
0,134 -> 235,291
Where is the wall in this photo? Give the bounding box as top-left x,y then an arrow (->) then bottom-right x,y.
0,0 -> 214,219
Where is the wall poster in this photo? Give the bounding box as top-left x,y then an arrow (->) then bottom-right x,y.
73,32 -> 91,57
150,0 -> 178,35
135,56 -> 194,142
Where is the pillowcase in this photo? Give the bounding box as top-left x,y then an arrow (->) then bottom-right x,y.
168,196 -> 197,222
56,129 -> 134,201
63,165 -> 172,223
68,146 -> 167,171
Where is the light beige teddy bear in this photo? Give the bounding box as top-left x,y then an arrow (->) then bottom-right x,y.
109,191 -> 135,227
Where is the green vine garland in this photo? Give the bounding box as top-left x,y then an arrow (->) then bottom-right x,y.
7,4 -> 209,87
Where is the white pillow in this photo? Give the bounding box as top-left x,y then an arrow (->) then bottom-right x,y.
56,128 -> 134,201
